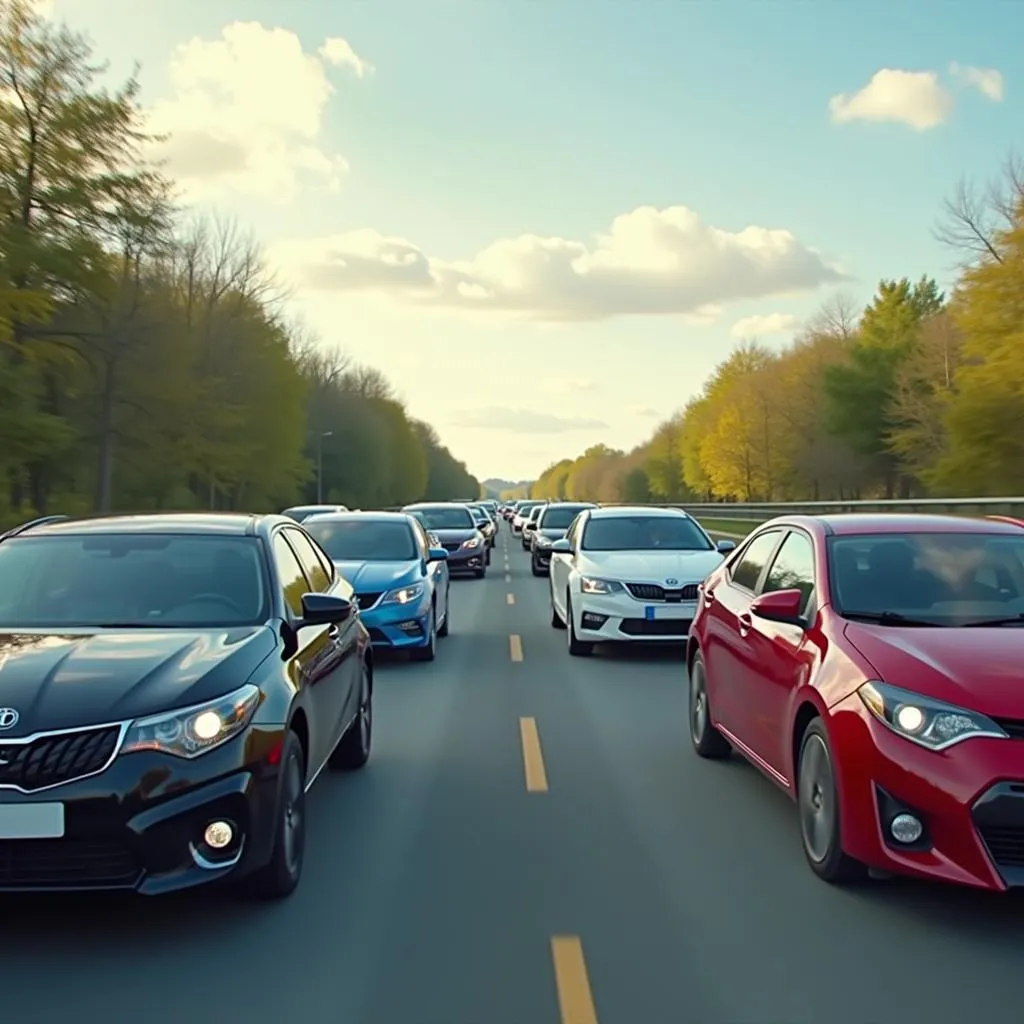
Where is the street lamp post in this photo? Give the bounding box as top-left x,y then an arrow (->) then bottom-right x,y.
317,430 -> 333,503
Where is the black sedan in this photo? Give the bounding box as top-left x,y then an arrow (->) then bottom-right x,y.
402,503 -> 488,578
0,512 -> 372,899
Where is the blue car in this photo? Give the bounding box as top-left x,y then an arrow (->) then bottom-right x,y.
303,511 -> 451,661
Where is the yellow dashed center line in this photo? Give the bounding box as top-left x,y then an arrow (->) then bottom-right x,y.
509,633 -> 523,661
551,936 -> 598,1024
519,716 -> 548,792
507,593 -> 515,605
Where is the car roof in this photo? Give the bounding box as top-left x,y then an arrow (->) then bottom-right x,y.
304,511 -> 413,525
404,502 -> 472,510
9,512 -> 275,538
589,505 -> 690,519
816,513 -> 1024,536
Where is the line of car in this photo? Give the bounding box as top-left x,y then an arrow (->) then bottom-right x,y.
509,499 -> 1024,895
0,499 -> 499,900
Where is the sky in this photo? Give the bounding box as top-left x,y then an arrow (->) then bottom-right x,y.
40,0 -> 1024,483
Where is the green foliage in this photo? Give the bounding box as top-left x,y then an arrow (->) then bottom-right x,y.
0,1 -> 476,528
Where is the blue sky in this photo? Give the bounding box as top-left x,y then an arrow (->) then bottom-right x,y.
50,0 -> 1023,481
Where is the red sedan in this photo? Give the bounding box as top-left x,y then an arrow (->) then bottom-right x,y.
687,513 -> 1024,891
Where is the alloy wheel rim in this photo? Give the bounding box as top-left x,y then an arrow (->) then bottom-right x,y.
282,755 -> 303,874
690,664 -> 708,742
799,734 -> 834,863
358,672 -> 371,749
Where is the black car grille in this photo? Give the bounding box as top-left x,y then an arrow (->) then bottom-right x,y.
625,582 -> 700,602
0,839 -> 140,889
978,825 -> 1024,868
619,617 -> 692,637
0,725 -> 121,792
441,542 -> 461,552
356,592 -> 382,609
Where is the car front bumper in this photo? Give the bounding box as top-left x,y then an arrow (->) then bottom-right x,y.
361,595 -> 435,648
829,692 -> 1024,891
443,546 -> 486,574
0,725 -> 286,894
572,590 -> 697,642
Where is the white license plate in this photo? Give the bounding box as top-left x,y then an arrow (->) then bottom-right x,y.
0,802 -> 66,839
645,604 -> 696,620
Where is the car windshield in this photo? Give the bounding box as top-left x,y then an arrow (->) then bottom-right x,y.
305,519 -> 416,561
540,506 -> 587,529
407,507 -> 475,530
0,534 -> 268,628
829,532 -> 1024,627
581,515 -> 713,552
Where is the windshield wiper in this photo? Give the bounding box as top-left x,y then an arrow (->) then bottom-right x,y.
843,610 -> 940,627
961,614 -> 1024,628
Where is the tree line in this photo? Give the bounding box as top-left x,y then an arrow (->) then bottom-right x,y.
0,0 -> 478,530
531,155 -> 1024,505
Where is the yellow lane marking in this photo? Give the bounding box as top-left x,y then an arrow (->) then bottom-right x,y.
551,936 -> 598,1024
507,593 -> 515,605
519,716 -> 548,792
509,633 -> 523,661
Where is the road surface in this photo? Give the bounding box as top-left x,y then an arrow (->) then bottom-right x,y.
6,525 -> 1024,1024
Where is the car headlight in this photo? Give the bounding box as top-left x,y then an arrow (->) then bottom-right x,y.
858,681 -> 1008,750
535,535 -> 553,547
120,684 -> 261,759
462,537 -> 481,548
383,583 -> 425,605
579,576 -> 624,595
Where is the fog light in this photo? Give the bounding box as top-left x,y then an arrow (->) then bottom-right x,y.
204,820 -> 234,849
890,813 -> 923,844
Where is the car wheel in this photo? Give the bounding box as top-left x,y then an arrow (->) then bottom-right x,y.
330,661 -> 373,770
550,582 -> 565,629
797,719 -> 865,883
688,651 -> 731,758
531,556 -> 545,577
410,606 -> 437,661
437,588 -> 450,637
243,730 -> 306,900
566,594 -> 593,656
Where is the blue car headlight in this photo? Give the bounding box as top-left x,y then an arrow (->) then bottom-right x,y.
382,583 -> 426,606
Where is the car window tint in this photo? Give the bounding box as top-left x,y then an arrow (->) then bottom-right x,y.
284,529 -> 331,592
730,530 -> 782,591
273,533 -> 310,616
411,520 -> 430,554
763,531 -> 816,610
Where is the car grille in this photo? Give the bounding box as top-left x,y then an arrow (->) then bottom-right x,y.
0,839 -> 140,889
0,725 -> 121,792
442,542 -> 461,552
977,825 -> 1024,868
619,618 -> 692,637
625,582 -> 699,601
356,592 -> 383,609
994,717 -> 1024,740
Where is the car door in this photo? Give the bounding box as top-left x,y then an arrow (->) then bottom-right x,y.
701,528 -> 784,741
550,512 -> 585,617
281,528 -> 356,753
737,529 -> 819,775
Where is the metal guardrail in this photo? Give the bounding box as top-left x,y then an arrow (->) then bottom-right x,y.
598,499 -> 1024,521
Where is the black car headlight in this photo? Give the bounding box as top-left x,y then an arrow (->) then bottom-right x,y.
120,684 -> 261,759
858,681 -> 1008,750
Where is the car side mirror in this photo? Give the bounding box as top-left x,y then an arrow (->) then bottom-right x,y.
427,547 -> 449,562
717,539 -> 737,553
749,588 -> 805,626
300,592 -> 353,625
550,538 -> 572,554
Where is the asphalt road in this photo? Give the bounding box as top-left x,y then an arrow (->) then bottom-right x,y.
6,526 -> 1024,1023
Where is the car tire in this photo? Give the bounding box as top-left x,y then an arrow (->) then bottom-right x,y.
797,719 -> 865,884
410,606 -> 437,661
688,651 -> 731,759
566,594 -> 593,656
438,588 -> 450,637
329,660 -> 373,770
243,729 -> 306,900
531,557 -> 545,577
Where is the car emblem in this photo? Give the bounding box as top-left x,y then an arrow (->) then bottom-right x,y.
665,578 -> 679,586
0,708 -> 19,731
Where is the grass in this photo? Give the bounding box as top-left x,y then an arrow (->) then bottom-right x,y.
697,517 -> 761,537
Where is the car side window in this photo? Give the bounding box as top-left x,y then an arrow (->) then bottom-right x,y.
411,520 -> 430,555
730,530 -> 783,592
564,515 -> 583,548
304,532 -> 336,585
273,533 -> 309,617
283,529 -> 331,593
762,530 -> 816,613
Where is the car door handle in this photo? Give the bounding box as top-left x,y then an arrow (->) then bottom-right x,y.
327,623 -> 340,639
737,612 -> 752,636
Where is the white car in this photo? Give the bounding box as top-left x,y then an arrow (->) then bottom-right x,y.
512,502 -> 544,535
547,506 -> 737,655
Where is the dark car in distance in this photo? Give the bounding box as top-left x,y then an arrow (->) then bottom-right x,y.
529,502 -> 596,575
402,503 -> 488,578
0,512 -> 372,899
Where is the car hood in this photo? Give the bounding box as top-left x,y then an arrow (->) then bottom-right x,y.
431,528 -> 478,541
333,560 -> 417,591
578,549 -> 724,583
843,622 -> 1024,717
0,627 -> 277,735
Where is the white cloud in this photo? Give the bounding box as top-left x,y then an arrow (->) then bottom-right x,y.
949,62 -> 1004,102
148,23 -> 368,203
320,37 -> 374,78
628,405 -> 661,418
450,407 -> 609,433
730,312 -> 799,339
829,69 -> 953,130
539,378 -> 598,394
268,205 -> 845,323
